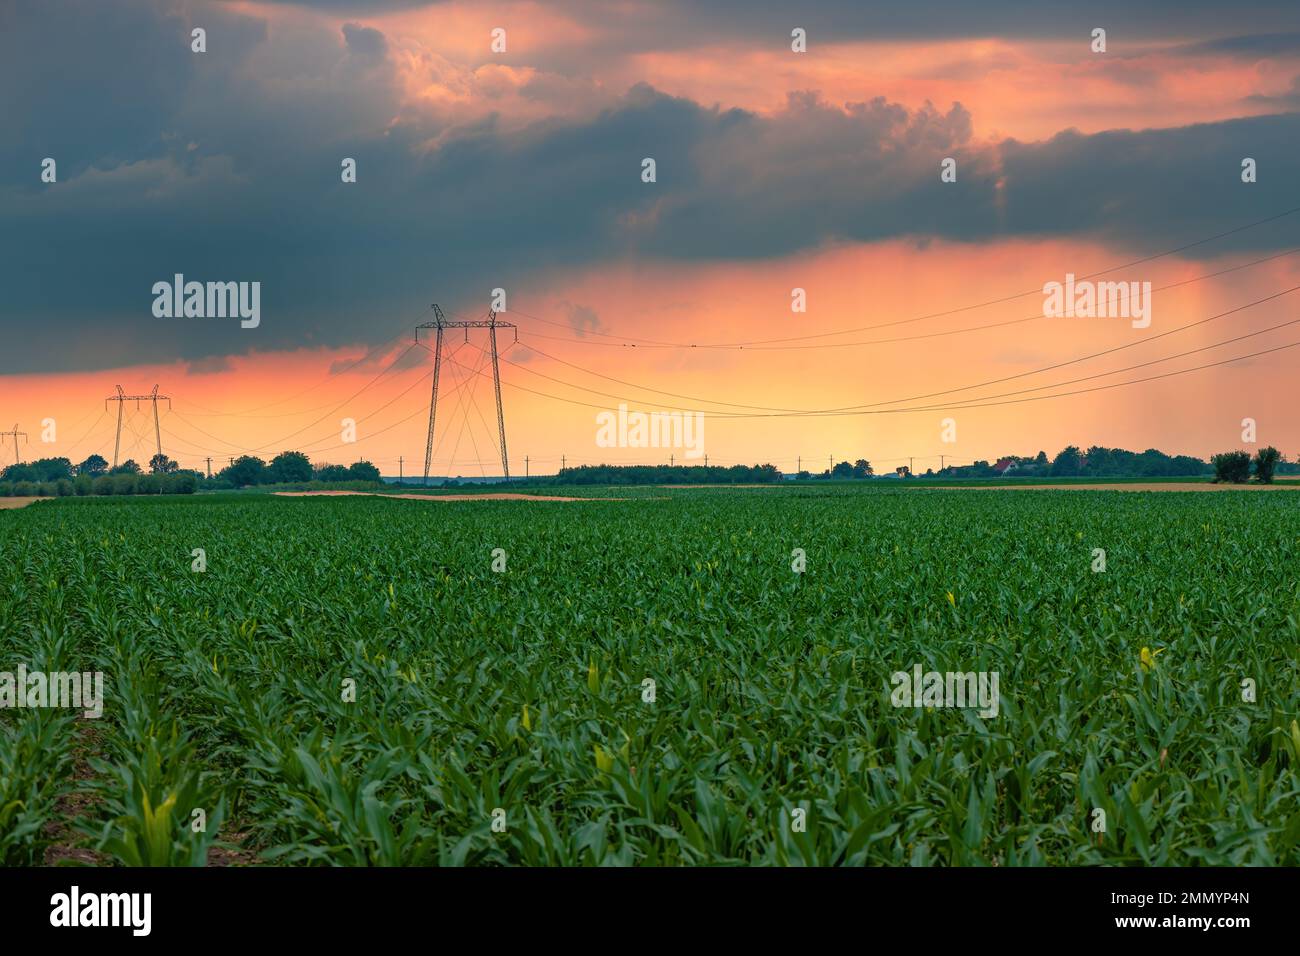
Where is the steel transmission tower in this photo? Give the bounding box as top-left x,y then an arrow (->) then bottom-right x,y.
1,424 -> 27,466
417,305 -> 516,485
106,385 -> 171,468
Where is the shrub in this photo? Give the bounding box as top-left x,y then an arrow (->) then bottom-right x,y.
1253,446 -> 1282,484
167,472 -> 199,495
93,475 -> 115,496
55,479 -> 74,497
137,474 -> 162,495
0,482 -> 11,497
12,481 -> 36,497
112,474 -> 138,496
74,475 -> 93,496
1212,451 -> 1251,484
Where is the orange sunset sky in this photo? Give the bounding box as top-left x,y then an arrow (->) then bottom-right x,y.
3,0 -> 1299,476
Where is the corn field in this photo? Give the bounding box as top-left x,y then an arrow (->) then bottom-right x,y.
1,488 -> 1298,865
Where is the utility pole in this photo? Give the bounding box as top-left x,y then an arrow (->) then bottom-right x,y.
940,454 -> 944,471
105,385 -> 170,468
670,453 -> 674,467
561,455 -> 566,472
797,455 -> 801,472
829,455 -> 833,473
399,456 -> 404,483
704,454 -> 709,468
909,456 -> 914,477
1,424 -> 27,467
524,455 -> 529,477
205,457 -> 212,478
417,304 -> 516,484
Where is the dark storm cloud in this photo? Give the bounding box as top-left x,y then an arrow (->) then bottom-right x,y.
231,0 -> 1300,43
2,0 -> 1299,375
1176,32 -> 1300,56
342,22 -> 388,60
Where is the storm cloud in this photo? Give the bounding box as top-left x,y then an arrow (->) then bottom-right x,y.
2,0 -> 1299,374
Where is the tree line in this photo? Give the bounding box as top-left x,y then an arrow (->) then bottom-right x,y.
0,451 -> 384,497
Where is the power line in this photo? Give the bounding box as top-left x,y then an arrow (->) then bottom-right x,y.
167,343 -> 421,455
489,282 -> 1300,418
501,206 -> 1300,350
450,328 -> 1299,419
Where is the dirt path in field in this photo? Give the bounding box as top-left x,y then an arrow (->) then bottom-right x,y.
43,721 -> 108,866
0,497 -> 50,509
935,482 -> 1297,492
276,490 -> 609,502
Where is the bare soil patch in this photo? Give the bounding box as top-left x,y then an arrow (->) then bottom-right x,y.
0,497 -> 50,510
42,721 -> 108,866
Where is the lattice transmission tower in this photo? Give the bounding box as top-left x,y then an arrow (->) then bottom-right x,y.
416,304 -> 515,485
105,385 -> 171,468
1,424 -> 26,467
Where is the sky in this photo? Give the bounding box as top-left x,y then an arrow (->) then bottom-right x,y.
2,0 -> 1299,476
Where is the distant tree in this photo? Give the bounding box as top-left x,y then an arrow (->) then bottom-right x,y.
1050,445 -> 1082,477
831,461 -> 854,479
14,458 -> 73,482
1034,451 -> 1049,467
1212,451 -> 1251,484
223,456 -> 266,487
315,464 -> 350,482
77,454 -> 109,477
796,470 -> 811,480
110,459 -> 141,475
269,451 -> 313,484
852,459 -> 873,478
1253,446 -> 1282,484
347,460 -> 382,483
149,453 -> 179,474
167,472 -> 199,494
1,464 -> 36,482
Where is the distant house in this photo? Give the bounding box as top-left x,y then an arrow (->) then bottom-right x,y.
896,466 -> 911,478
993,457 -> 1019,475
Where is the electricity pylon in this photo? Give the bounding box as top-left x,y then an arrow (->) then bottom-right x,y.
1,424 -> 26,467
105,385 -> 171,468
416,304 -> 516,484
